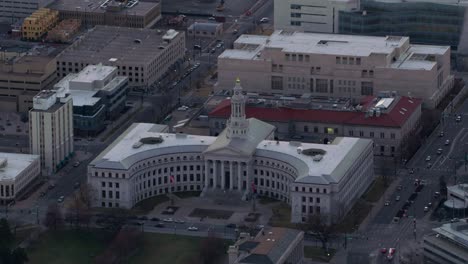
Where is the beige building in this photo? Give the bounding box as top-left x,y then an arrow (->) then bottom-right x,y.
217,31 -> 454,108
0,44 -> 59,112
0,153 -> 40,205
22,8 -> 59,41
56,26 -> 186,89
49,0 -> 161,28
228,227 -> 304,264
29,90 -> 74,176
46,19 -> 81,43
209,95 -> 422,164
274,0 -> 359,33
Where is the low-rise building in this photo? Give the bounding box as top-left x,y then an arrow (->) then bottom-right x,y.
22,8 -> 59,41
46,19 -> 81,43
53,64 -> 129,136
444,184 -> 468,210
0,153 -> 40,205
423,220 -> 468,264
0,0 -> 55,23
188,22 -> 223,38
209,94 -> 421,163
49,0 -> 161,28
29,90 -> 74,175
87,80 -> 374,223
217,30 -> 454,108
56,26 -> 185,89
228,227 -> 304,264
0,42 -> 60,112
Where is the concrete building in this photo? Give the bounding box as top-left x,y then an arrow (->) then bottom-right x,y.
29,90 -> 74,176
228,227 -> 304,264
49,0 -> 161,28
53,64 -> 129,136
187,22 -> 223,39
46,19 -> 81,43
0,0 -> 55,23
274,0 -> 359,33
22,8 -> 59,41
0,152 -> 40,205
88,80 -> 374,223
217,30 -> 454,108
209,94 -> 421,163
423,220 -> 468,264
56,26 -> 185,89
444,184 -> 468,210
0,43 -> 60,112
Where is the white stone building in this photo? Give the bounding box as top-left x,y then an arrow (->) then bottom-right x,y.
88,80 -> 374,223
0,152 -> 40,205
423,220 -> 468,264
274,0 -> 359,33
217,31 -> 454,108
29,90 -> 74,176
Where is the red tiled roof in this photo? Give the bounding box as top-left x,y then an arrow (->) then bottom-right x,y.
209,96 -> 422,128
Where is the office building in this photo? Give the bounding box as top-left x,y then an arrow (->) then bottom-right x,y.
49,0 -> 161,28
29,90 -> 73,176
22,8 -> 59,41
0,43 -> 60,112
0,152 -> 40,205
88,80 -> 374,223
0,0 -> 55,23
228,227 -> 304,264
187,22 -> 223,38
274,0 -> 359,33
217,30 -> 454,108
423,220 -> 468,264
56,26 -> 185,89
54,64 -> 129,136
209,94 -> 421,163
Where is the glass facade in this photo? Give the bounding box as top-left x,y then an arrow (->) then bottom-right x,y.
339,0 -> 465,49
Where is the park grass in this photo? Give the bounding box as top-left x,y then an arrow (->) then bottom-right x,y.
131,233 -> 228,264
268,203 -> 296,228
304,246 -> 336,262
14,224 -> 39,246
258,196 -> 278,205
132,195 -> 170,214
189,208 -> 234,219
335,199 -> 373,233
362,176 -> 391,203
175,191 -> 202,199
27,229 -> 113,264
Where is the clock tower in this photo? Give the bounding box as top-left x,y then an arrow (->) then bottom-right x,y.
226,78 -> 249,139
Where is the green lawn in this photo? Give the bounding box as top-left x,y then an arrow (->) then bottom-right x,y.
132,195 -> 170,214
27,229 -> 113,264
335,199 -> 372,233
362,176 -> 391,203
175,191 -> 202,199
304,246 -> 336,262
131,233 -> 228,264
257,196 -> 278,205
268,203 -> 296,228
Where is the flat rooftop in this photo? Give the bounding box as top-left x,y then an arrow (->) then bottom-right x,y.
220,30 -> 449,70
73,64 -> 115,83
49,0 -> 160,16
433,221 -> 468,249
91,123 -> 371,184
0,153 -> 39,181
57,26 -> 180,65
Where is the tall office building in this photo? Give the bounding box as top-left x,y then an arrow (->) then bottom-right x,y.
0,0 -> 55,23
29,90 -> 73,176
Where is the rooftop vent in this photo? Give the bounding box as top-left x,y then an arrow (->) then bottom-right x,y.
0,158 -> 7,168
313,155 -> 323,162
139,136 -> 163,145
302,148 -> 326,157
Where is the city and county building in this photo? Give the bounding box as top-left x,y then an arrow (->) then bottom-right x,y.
0,0 -> 55,23
21,8 -> 59,41
228,227 -> 304,264
0,43 -> 61,112
29,90 -> 74,176
48,0 -> 161,28
208,94 -> 421,165
187,22 -> 223,38
0,152 -> 40,205
56,26 -> 185,89
53,64 -> 129,136
423,220 -> 468,264
217,30 -> 454,108
274,0 -> 359,33
88,80 -> 374,223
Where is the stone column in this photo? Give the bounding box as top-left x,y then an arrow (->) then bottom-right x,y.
229,161 -> 234,190
204,160 -> 209,189
237,162 -> 242,191
221,161 -> 225,190
213,160 -> 217,188
246,162 -> 252,194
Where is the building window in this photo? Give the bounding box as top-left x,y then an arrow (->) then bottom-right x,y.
356,58 -> 361,65
370,132 -> 374,138
316,79 -> 328,93
336,57 -> 341,64
304,126 -> 309,132
316,197 -> 320,203
359,131 -> 364,137
391,146 -> 395,152
291,4 -> 301,9
380,146 -> 385,152
361,82 -> 374,96
349,130 -> 354,136
380,132 -> 385,139
391,133 -> 395,139
272,76 -> 283,90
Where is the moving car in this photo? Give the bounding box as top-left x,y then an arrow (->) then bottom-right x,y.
384,201 -> 390,206
445,139 -> 450,145
425,156 -> 431,161
387,248 -> 396,260
57,196 -> 65,203
187,226 -> 199,231
424,206 -> 429,212
395,196 -> 400,201
439,131 -> 444,137
73,161 -> 80,167
437,148 -> 443,155
456,115 -> 462,122
163,218 -> 174,223
259,17 -> 269,23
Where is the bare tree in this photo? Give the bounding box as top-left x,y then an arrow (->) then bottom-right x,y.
94,227 -> 143,264
199,232 -> 225,264
303,214 -> 337,250
44,204 -> 63,230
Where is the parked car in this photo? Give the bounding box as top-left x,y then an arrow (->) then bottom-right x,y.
380,248 -> 387,254
187,226 -> 199,231
174,219 -> 185,224
409,168 -> 414,174
445,139 -> 451,145
259,17 -> 269,23
226,223 -> 237,228
384,201 -> 390,206
73,161 -> 80,167
395,196 -> 400,201
434,191 -> 440,198
456,115 -> 462,122
437,148 -> 443,155
57,196 -> 65,203
150,217 -> 160,222
439,131 -> 444,137
163,218 -> 174,223
424,206 -> 429,212
426,156 -> 431,161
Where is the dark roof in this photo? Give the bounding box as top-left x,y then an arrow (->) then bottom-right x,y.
238,241 -> 260,252
240,254 -> 274,264
209,96 -> 421,128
